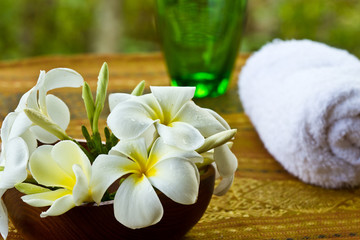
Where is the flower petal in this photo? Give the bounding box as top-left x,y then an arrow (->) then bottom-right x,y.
0,196 -> 8,240
148,138 -> 202,168
30,94 -> 70,144
214,144 -> 238,178
46,94 -> 70,130
15,182 -> 51,195
72,164 -> 91,205
205,108 -> 231,130
0,113 -> 18,164
15,86 -> 39,112
35,70 -> 46,88
107,100 -> 156,140
25,88 -> 39,110
0,112 -> 17,146
148,158 -> 199,205
174,101 -> 227,137
140,124 -> 158,152
0,137 -> 29,189
29,145 -> 75,189
30,126 -> 58,144
15,89 -> 31,112
108,93 -> 133,112
38,83 -> 47,115
40,194 -> 75,217
196,129 -> 237,154
110,138 -> 148,167
42,68 -> 84,92
212,144 -> 237,196
156,122 -> 204,151
214,176 -> 234,196
51,141 -> 92,181
8,111 -> 33,140
91,154 -> 138,203
150,86 -> 195,119
134,94 -> 163,120
113,174 -> 163,229
20,129 -> 37,156
21,189 -> 71,207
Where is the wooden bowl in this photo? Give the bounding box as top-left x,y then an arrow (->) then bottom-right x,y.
3,165 -> 215,240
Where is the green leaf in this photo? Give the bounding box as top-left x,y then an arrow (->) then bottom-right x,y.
196,129 -> 237,154
82,125 -> 92,142
103,127 -> 118,152
104,127 -> 112,151
0,166 -> 4,171
15,183 -> 51,195
24,108 -> 72,141
110,133 -> 118,147
104,126 -> 111,139
131,80 -> 145,96
82,82 -> 95,128
93,62 -> 109,133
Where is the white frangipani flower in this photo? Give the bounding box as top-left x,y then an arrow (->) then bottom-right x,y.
107,86 -> 226,151
212,144 -> 238,196
91,137 -> 201,229
0,68 -> 84,163
108,93 -> 133,112
108,87 -> 238,196
196,131 -> 238,196
205,109 -> 238,195
21,141 -> 93,217
0,137 -> 29,239
0,68 -> 84,238
0,112 -> 36,166
107,80 -> 145,111
197,109 -> 238,196
21,68 -> 84,143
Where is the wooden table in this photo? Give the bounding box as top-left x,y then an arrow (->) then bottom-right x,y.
1,53 -> 360,239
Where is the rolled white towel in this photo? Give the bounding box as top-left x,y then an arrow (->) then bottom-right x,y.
239,39 -> 360,188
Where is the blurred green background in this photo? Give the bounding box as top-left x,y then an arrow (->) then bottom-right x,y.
0,0 -> 359,61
